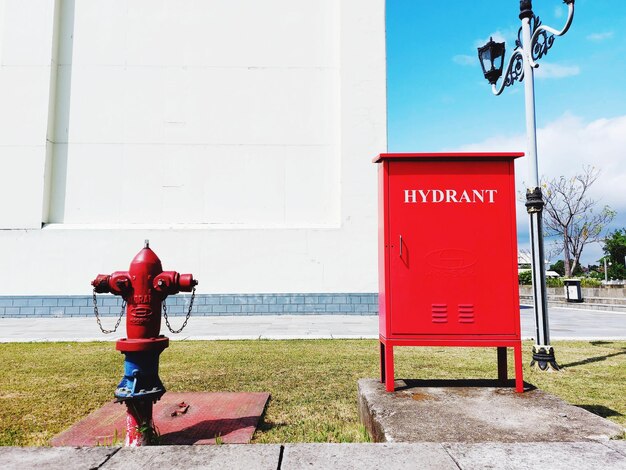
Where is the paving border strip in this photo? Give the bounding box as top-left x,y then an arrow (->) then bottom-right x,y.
2,443 -> 624,469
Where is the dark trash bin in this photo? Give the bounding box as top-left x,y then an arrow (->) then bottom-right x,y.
564,279 -> 583,303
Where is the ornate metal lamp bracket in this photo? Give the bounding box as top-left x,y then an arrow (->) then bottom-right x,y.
517,16 -> 555,63
491,1 -> 575,96
527,1 -> 575,68
492,49 -> 524,96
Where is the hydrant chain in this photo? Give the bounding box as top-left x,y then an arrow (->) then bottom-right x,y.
92,288 -> 126,334
162,286 -> 196,334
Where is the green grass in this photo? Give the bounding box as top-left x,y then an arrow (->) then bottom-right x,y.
0,340 -> 624,445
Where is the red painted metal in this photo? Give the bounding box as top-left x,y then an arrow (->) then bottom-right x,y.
376,152 -> 524,393
92,244 -> 197,353
373,152 -> 524,163
91,242 -> 197,446
50,392 -> 271,446
125,401 -> 154,446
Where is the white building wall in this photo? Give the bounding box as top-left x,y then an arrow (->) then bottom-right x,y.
0,0 -> 56,229
0,0 -> 386,296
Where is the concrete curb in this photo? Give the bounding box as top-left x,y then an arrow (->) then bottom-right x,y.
357,378 -> 625,443
1,442 -> 625,470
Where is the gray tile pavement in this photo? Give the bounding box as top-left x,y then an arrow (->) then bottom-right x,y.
1,306 -> 625,343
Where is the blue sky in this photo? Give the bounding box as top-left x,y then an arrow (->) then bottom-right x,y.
386,0 -> 626,265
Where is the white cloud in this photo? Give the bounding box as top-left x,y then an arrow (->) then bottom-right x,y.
535,62 -> 580,79
587,31 -> 614,42
448,114 -> 626,263
474,29 -> 516,49
554,6 -> 564,19
453,54 -> 476,66
451,113 -> 626,209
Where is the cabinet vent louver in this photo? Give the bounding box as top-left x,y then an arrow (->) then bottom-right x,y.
458,304 -> 475,323
431,304 -> 448,323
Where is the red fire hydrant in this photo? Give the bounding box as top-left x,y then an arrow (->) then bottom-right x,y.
92,240 -> 197,446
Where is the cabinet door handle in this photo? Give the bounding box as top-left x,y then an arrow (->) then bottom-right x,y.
399,235 -> 403,258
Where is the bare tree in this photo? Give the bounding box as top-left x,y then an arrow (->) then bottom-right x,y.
543,166 -> 616,277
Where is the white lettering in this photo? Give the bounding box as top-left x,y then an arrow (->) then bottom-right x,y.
458,190 -> 471,203
404,189 -> 417,203
485,189 -> 497,203
418,189 -> 430,203
402,189 -> 498,203
472,190 -> 484,203
445,189 -> 458,203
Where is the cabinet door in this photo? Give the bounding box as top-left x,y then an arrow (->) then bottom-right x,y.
388,160 -> 519,336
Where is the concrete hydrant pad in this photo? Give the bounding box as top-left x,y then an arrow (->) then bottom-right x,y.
50,392 -> 270,446
358,378 -> 624,443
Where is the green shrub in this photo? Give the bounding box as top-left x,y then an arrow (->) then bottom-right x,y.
546,277 -> 564,287
518,270 -> 532,285
588,271 -> 603,280
580,277 -> 602,288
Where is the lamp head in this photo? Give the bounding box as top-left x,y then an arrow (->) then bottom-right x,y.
478,37 -> 506,85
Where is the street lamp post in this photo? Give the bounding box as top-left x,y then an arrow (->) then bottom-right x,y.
604,257 -> 612,283
478,0 -> 576,371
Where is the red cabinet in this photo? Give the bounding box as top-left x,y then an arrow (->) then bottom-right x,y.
374,152 -> 524,392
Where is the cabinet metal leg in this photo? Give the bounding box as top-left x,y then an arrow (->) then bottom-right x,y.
497,347 -> 508,384
514,343 -> 524,393
379,342 -> 385,383
384,343 -> 395,392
